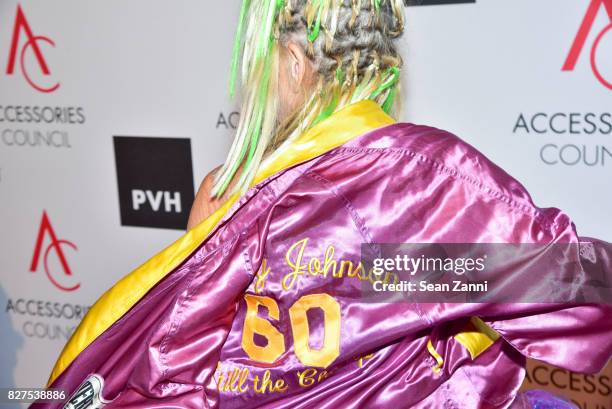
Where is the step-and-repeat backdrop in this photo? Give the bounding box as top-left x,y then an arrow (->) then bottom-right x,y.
0,1 -> 610,408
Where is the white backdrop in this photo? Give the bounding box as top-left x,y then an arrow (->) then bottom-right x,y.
0,1 -> 610,407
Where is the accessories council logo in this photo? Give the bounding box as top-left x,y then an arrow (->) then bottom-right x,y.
30,210 -> 79,292
5,4 -> 59,93
113,136 -> 195,230
563,0 -> 612,89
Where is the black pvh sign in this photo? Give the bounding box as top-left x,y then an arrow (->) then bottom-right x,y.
113,136 -> 195,230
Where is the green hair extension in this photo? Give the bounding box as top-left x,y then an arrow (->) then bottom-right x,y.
369,66 -> 400,99
307,0 -> 324,42
381,85 -> 397,114
335,66 -> 345,83
229,0 -> 251,98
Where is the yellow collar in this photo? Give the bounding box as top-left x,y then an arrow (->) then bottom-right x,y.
256,100 -> 395,183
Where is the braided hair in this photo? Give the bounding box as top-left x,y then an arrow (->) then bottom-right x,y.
212,0 -> 405,198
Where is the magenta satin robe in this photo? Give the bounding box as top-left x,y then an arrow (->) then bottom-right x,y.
35,122 -> 612,409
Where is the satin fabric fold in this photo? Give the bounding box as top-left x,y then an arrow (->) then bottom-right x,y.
36,103 -> 612,409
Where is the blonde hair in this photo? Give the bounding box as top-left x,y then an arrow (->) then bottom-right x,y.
212,0 -> 405,198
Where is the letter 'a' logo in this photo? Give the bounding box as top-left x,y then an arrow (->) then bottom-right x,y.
563,0 -> 612,89
30,210 -> 79,291
5,4 -> 60,93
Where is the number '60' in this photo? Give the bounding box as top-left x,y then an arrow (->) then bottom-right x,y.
241,293 -> 341,368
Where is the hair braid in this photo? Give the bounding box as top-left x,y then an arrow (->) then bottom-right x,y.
281,0 -> 403,84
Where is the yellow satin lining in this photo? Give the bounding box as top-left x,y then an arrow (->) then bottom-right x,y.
427,339 -> 444,374
454,317 -> 501,360
48,100 -> 395,385
426,317 -> 500,374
